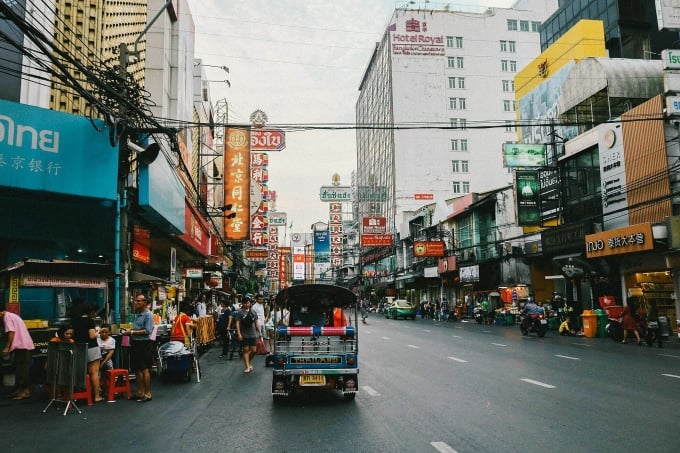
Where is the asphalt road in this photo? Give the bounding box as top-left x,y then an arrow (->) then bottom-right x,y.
2,317 -> 679,453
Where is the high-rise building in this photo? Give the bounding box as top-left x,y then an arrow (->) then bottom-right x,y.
355,1 -> 559,241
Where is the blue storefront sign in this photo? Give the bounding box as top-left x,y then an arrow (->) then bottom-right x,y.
0,99 -> 118,199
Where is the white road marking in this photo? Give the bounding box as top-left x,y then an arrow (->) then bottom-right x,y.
381,336 -> 390,340
448,356 -> 467,363
451,335 -> 461,338
521,378 -> 556,388
555,354 -> 580,361
491,343 -> 507,347
571,342 -> 592,347
362,385 -> 380,396
407,344 -> 420,349
423,329 -> 432,333
658,353 -> 680,359
431,441 -> 458,453
662,374 -> 680,379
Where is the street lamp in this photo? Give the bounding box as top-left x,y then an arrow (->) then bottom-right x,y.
206,79 -> 231,88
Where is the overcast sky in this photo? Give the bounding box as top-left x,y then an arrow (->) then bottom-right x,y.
187,0 -> 515,233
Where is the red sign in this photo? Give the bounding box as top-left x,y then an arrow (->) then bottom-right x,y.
362,217 -> 386,234
132,242 -> 151,264
414,193 -> 434,200
251,128 -> 286,151
437,256 -> 456,274
224,127 -> 251,241
413,240 -> 445,257
246,248 -> 268,261
361,234 -> 394,247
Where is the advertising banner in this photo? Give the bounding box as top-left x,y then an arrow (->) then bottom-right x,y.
314,229 -> 330,263
361,234 -> 393,247
362,217 -> 386,234
516,170 -> 540,226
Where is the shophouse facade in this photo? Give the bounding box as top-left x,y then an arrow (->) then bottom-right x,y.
0,0 -> 234,324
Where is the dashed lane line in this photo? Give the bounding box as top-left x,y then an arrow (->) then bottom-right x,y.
431,441 -> 458,453
662,374 -> 680,379
491,343 -> 507,347
555,354 -> 581,360
381,336 -> 390,340
423,329 -> 432,333
362,385 -> 380,396
521,378 -> 556,388
658,353 -> 680,359
447,356 -> 467,363
451,335 -> 461,338
407,344 -> 420,349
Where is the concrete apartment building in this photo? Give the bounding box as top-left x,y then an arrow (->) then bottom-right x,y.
354,0 -> 559,277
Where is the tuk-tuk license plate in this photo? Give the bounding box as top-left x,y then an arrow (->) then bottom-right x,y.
300,375 -> 326,386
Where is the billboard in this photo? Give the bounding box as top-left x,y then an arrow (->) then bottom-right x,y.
515,170 -> 540,226
314,229 -> 330,263
224,127 -> 251,241
503,143 -> 547,168
362,217 -> 386,234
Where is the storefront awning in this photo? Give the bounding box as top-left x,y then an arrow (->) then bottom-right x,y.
130,270 -> 166,282
0,259 -> 115,279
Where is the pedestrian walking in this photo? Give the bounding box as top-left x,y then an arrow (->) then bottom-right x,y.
360,297 -> 369,324
441,298 -> 449,322
236,296 -> 261,373
0,306 -> 35,400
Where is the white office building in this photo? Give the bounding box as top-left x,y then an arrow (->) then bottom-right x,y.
355,0 -> 559,239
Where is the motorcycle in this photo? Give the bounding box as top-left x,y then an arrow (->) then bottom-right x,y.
473,304 -> 484,324
519,312 -> 547,337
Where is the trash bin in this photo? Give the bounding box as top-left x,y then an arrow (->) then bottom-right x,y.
505,313 -> 515,326
595,309 -> 608,337
581,310 -> 598,338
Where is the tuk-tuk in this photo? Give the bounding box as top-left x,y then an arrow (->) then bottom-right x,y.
270,284 -> 359,401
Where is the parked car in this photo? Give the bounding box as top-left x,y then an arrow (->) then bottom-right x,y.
385,299 -> 417,320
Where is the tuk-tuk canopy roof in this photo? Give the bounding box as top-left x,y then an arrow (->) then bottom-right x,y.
275,284 -> 357,309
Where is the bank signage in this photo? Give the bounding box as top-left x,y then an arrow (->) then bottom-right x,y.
0,99 -> 117,199
584,223 -> 654,258
413,240 -> 445,257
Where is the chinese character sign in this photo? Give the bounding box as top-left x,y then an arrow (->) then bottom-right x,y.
224,127 -> 250,241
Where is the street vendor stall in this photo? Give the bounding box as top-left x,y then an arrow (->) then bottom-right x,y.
0,259 -> 114,383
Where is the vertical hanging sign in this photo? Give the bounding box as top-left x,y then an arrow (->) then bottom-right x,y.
224,127 -> 251,241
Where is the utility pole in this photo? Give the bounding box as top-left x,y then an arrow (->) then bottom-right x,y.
115,42 -> 131,324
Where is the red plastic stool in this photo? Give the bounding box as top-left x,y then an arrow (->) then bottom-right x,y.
69,375 -> 93,406
105,369 -> 131,402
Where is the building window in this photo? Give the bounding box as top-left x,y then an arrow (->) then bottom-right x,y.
448,77 -> 456,89
460,139 -> 468,151
520,20 -> 529,32
449,98 -> 457,109
502,80 -> 515,92
452,160 -> 460,172
448,77 -> 465,89
503,100 -> 511,111
451,139 -> 458,151
456,57 -> 464,68
447,57 -> 455,68
500,40 -> 507,52
501,60 -> 508,71
508,41 -> 516,52
457,77 -> 465,89
447,36 -> 463,48
450,118 -> 458,128
531,21 -> 540,32
507,19 -> 517,31
462,181 -> 470,193
509,60 -> 517,72
452,181 -> 461,194
459,98 -> 466,109
460,118 -> 467,129
505,120 -> 516,132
